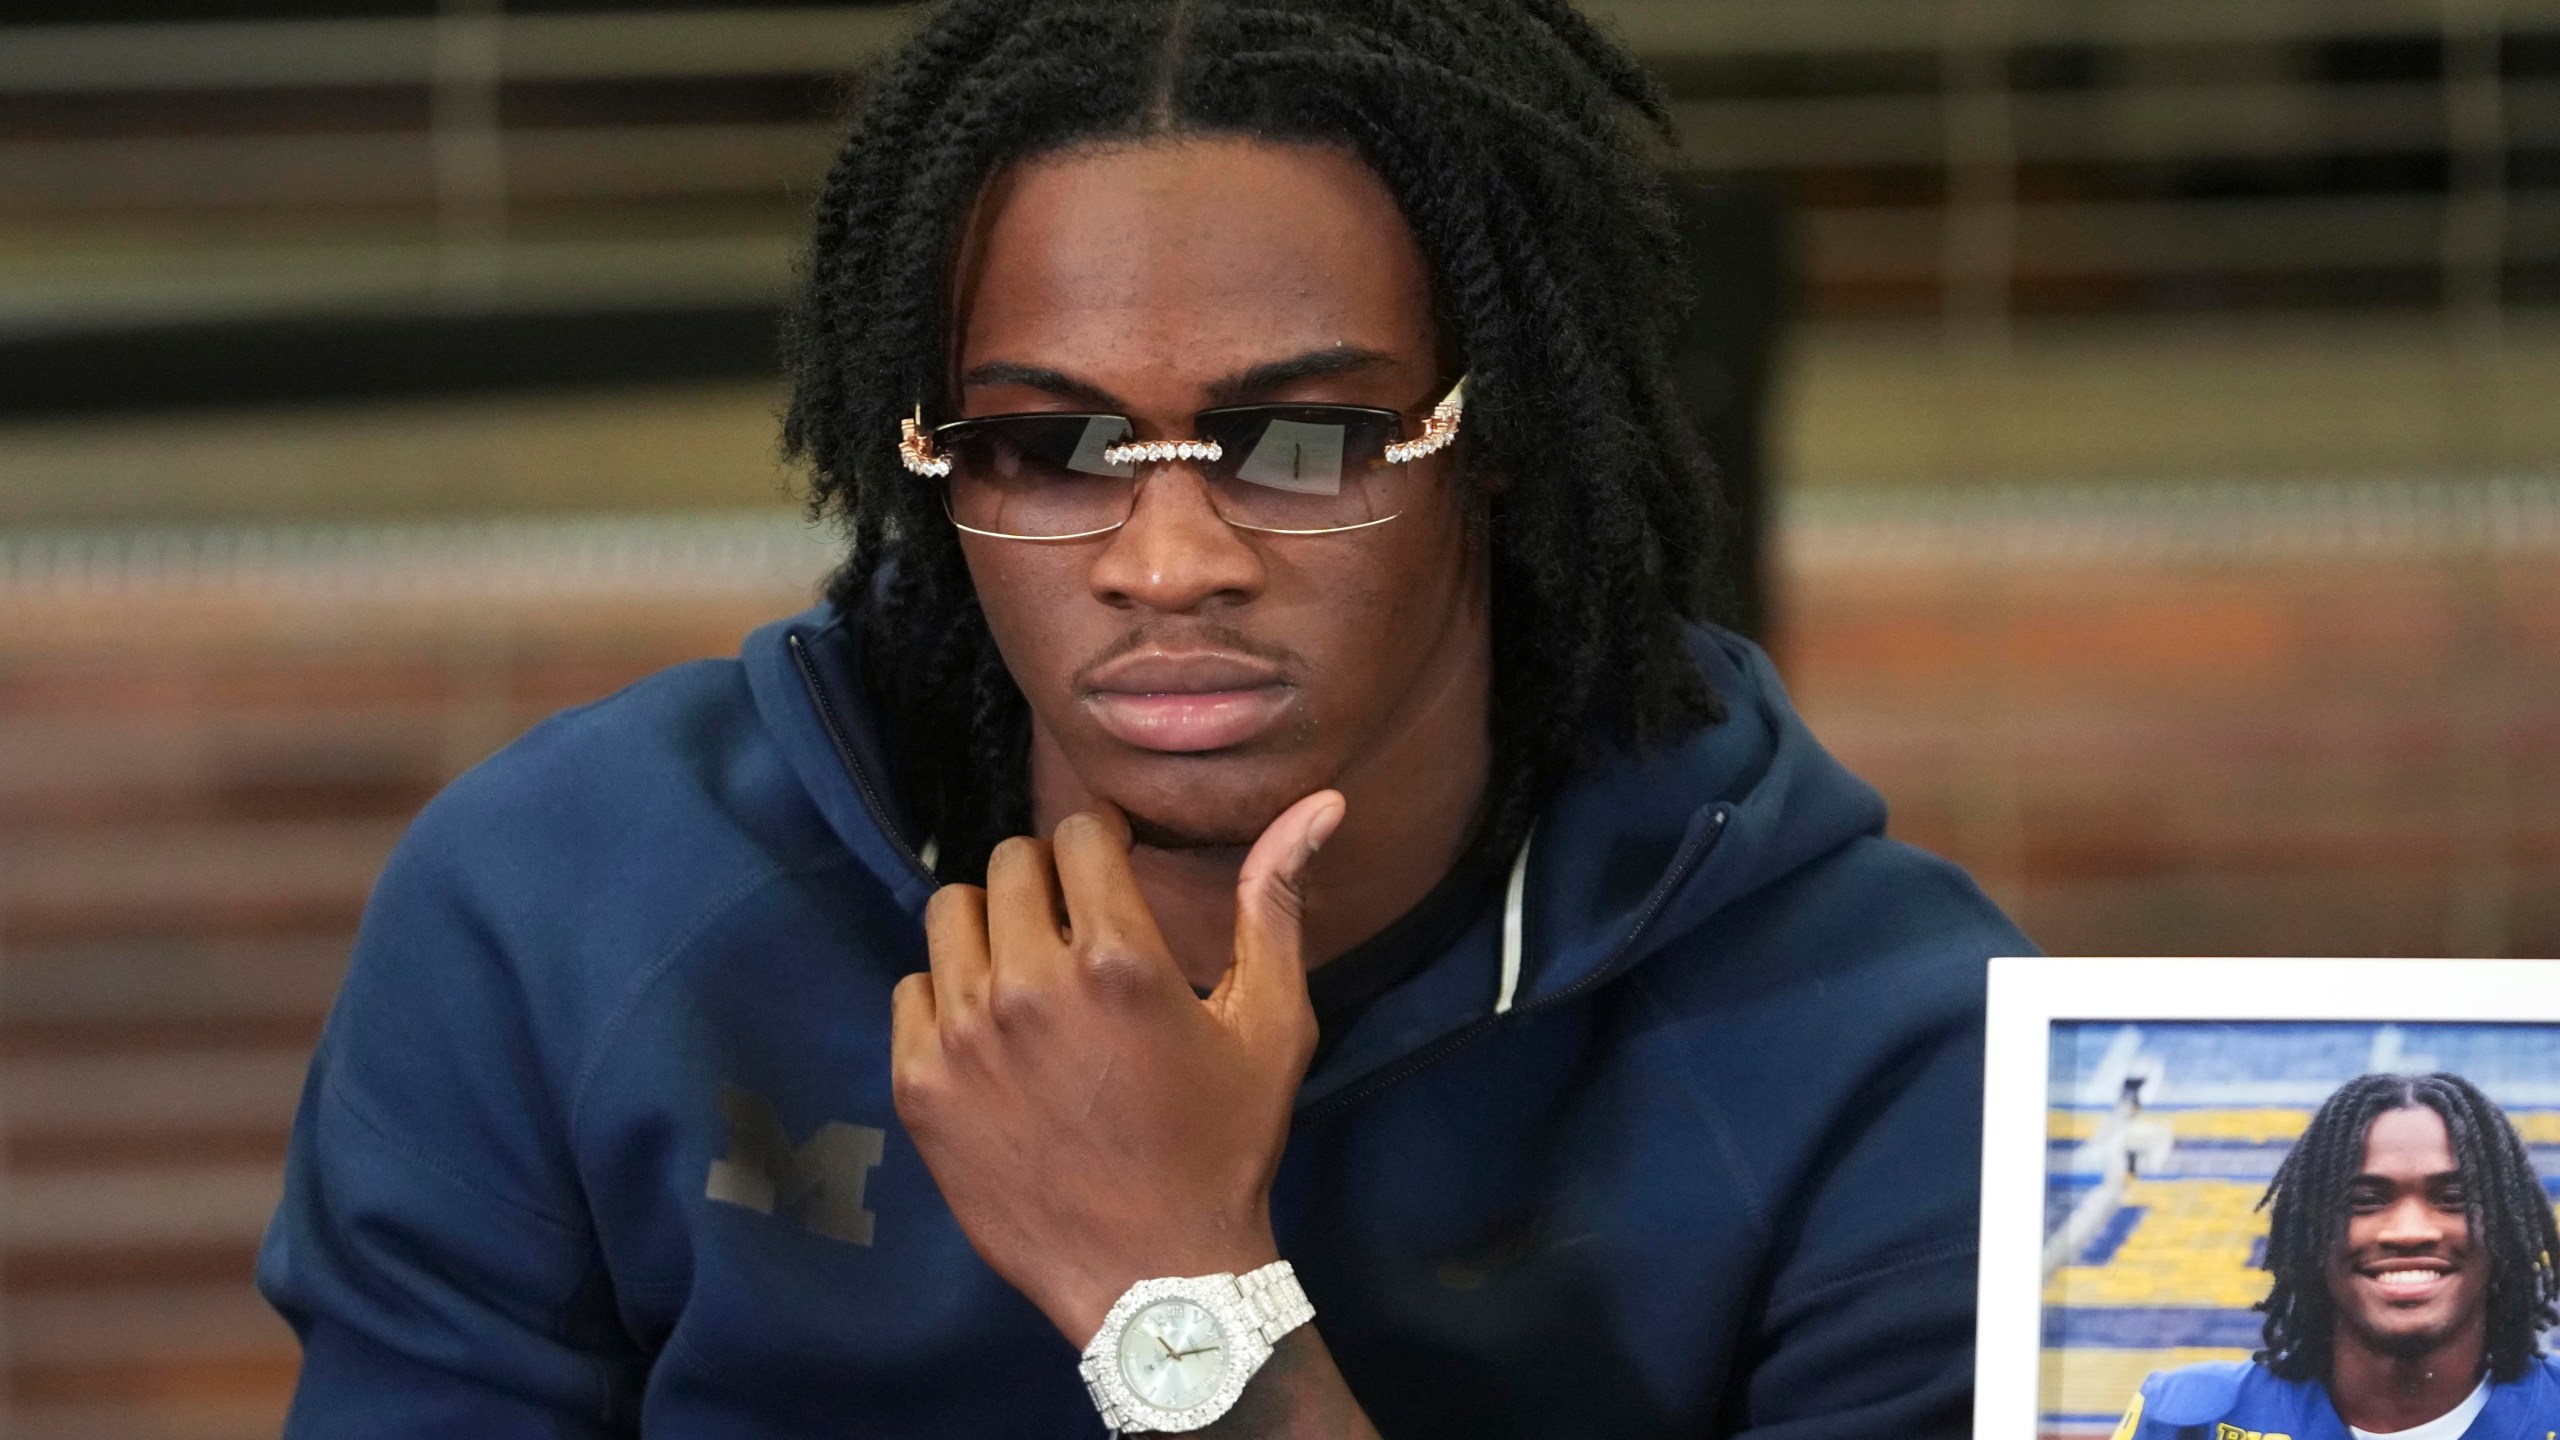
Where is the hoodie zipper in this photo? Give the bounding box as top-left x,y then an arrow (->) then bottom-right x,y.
788,631 -> 938,891
1301,806 -> 1731,1125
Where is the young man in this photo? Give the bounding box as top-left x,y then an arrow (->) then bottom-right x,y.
258,2 -> 2028,1434
2120,1073 -> 2560,1439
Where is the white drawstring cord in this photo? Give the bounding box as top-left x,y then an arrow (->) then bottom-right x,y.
1494,826 -> 1535,1015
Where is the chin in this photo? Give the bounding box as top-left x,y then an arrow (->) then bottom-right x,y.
2371,1319 -> 2463,1358
2346,1305 -> 2473,1360
1100,756 -> 1319,852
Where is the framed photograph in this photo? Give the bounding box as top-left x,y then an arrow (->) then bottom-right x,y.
1974,958 -> 2560,1439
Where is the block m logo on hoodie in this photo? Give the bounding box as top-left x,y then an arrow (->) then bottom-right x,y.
705,1084 -> 886,1246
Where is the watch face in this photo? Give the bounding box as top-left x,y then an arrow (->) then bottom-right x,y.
1115,1297 -> 1229,1412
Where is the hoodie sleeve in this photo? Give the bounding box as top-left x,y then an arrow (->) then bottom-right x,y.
256,792 -> 640,1437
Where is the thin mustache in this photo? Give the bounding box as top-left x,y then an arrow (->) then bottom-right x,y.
1071,623 -> 1301,691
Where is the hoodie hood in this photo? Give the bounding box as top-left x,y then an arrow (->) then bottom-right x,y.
742,608 -> 939,914
1517,625 -> 1890,1001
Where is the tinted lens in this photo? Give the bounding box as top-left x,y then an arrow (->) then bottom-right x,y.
940,414 -> 1133,537
1195,406 -> 1402,530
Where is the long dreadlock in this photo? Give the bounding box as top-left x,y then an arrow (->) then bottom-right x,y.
783,0 -> 1727,881
2255,1071 -> 2560,1382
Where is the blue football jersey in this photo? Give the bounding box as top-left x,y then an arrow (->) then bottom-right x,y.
2116,1356 -> 2560,1440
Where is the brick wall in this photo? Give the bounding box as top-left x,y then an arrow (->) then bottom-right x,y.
1784,480 -> 2560,959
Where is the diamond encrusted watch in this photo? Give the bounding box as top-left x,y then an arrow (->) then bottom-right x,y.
1077,1260 -> 1316,1434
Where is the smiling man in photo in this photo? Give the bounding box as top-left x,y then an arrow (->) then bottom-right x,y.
256,2 -> 2030,1435
2120,1073 -> 2560,1439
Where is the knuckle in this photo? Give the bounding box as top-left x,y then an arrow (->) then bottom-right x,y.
890,976 -> 930,1022
1075,939 -> 1152,994
987,835 -> 1046,873
924,883 -> 982,927
889,1059 -> 938,1120
939,1002 -> 991,1052
986,977 -> 1049,1030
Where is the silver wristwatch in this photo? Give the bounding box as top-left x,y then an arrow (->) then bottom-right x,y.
1077,1260 -> 1316,1434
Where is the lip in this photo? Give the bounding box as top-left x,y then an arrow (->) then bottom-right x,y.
1081,650 -> 1295,754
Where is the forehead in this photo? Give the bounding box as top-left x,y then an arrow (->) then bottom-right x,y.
2360,1104 -> 2458,1174
951,137 -> 1435,386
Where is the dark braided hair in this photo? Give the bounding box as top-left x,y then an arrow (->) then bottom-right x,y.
784,0 -> 1727,881
2255,1072 -> 2560,1382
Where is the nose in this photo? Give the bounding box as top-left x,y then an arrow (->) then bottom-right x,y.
1086,463 -> 1265,614
2375,1193 -> 2447,1249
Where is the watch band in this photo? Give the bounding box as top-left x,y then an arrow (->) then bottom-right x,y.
1234,1260 -> 1315,1347
1079,1363 -> 1129,1435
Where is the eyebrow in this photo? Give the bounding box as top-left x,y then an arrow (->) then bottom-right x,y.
958,347 -> 1401,413
1206,348 -> 1397,406
958,362 -> 1122,411
2349,1168 -> 2466,1187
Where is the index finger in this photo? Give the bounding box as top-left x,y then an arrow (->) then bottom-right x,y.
1049,804 -> 1179,981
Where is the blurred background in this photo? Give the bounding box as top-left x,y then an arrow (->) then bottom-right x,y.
1,0 -> 2554,1435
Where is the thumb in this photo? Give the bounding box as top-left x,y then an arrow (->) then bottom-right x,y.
1208,789 -> 1345,1044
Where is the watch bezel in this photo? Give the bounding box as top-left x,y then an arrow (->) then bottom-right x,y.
1082,1275 -> 1273,1433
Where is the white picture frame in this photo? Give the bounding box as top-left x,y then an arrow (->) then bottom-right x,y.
1971,956 -> 2560,1438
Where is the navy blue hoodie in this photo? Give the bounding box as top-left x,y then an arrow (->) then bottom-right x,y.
257,604 -> 2028,1437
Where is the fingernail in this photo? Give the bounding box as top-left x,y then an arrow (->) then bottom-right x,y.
1304,800 -> 1345,858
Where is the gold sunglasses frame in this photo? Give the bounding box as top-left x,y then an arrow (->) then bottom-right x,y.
896,375 -> 1468,541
